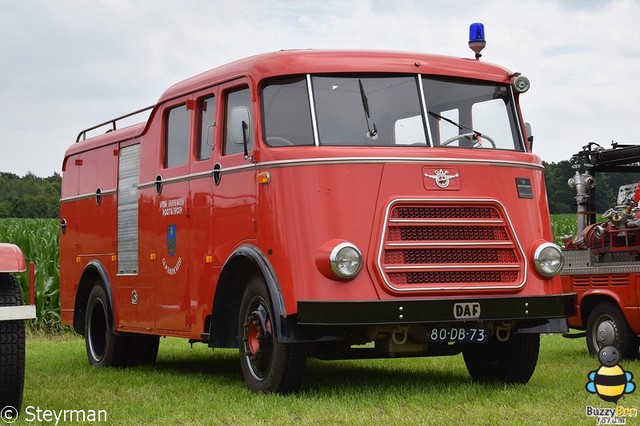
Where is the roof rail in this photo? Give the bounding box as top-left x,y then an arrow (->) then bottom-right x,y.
75,105 -> 155,143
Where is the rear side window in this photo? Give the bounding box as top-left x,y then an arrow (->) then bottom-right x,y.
165,104 -> 189,167
197,96 -> 215,161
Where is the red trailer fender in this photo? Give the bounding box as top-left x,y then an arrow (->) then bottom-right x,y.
0,243 -> 26,273
0,243 -> 35,321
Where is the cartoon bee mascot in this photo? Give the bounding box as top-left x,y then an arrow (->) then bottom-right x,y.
586,345 -> 636,403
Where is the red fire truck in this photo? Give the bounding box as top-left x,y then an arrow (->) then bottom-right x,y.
60,26 -> 574,393
561,142 -> 640,359
0,244 -> 35,411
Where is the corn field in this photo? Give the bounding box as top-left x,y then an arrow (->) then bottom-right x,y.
0,218 -> 66,333
1,216 -> 576,334
550,213 -> 578,245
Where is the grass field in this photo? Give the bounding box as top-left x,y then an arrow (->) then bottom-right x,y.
4,216 -> 640,424
18,334 -> 640,425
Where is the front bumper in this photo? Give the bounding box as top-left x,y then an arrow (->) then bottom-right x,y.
297,294 -> 575,326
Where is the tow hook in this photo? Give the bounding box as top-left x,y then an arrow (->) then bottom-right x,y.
392,326 -> 410,345
496,325 -> 511,342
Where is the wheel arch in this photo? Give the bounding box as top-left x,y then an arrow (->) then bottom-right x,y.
208,244 -> 286,348
580,292 -> 623,327
73,260 -> 114,335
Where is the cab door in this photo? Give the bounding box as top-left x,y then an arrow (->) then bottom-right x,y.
187,89 -> 219,336
210,80 -> 258,263
152,99 -> 192,333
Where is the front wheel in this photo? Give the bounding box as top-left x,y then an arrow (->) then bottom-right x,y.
0,273 -> 26,411
238,276 -> 306,393
463,333 -> 540,384
586,302 -> 639,359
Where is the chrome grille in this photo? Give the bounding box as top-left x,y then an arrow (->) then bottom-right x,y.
378,200 -> 524,292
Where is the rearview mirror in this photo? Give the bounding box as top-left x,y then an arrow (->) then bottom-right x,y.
525,122 -> 534,150
230,106 -> 252,146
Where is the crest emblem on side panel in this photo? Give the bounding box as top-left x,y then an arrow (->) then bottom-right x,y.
167,224 -> 177,257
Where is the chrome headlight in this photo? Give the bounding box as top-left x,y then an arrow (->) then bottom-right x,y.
329,242 -> 363,279
533,242 -> 564,278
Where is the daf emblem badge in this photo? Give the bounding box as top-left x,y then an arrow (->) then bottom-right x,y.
424,169 -> 459,188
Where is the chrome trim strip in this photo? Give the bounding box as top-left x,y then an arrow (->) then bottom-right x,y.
376,198 -> 528,292
136,156 -> 541,191
257,156 -> 543,170
417,75 -> 433,147
389,218 -> 505,224
139,170 -> 215,190
510,89 -> 527,151
386,241 -> 515,248
307,74 -> 320,147
60,188 -> 117,203
384,264 -> 521,271
139,164 -> 254,189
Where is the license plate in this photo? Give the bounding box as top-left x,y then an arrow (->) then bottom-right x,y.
427,327 -> 489,343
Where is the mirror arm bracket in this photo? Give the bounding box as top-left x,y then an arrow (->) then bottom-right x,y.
242,121 -> 253,162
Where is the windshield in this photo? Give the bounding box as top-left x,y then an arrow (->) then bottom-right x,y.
261,74 -> 523,151
423,77 -> 522,150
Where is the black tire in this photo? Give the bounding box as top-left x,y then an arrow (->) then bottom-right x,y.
85,284 -> 129,367
130,334 -> 160,365
463,333 -> 540,384
0,273 -> 25,412
586,302 -> 639,359
238,276 -> 306,394
85,284 -> 160,367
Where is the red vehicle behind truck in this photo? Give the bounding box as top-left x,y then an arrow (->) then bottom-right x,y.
0,244 -> 36,412
60,26 -> 574,393
561,142 -> 640,358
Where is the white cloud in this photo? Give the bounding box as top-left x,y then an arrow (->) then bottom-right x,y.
1,0 -> 639,176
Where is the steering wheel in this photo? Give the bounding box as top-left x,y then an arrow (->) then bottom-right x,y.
441,132 -> 496,148
266,136 -> 294,146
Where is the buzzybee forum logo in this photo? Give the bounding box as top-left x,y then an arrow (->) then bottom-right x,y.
585,345 -> 637,424
586,346 -> 635,403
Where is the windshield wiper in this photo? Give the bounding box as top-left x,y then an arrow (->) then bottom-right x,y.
358,79 -> 378,139
428,111 -> 482,139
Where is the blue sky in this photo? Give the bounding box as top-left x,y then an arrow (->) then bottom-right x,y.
1,0 -> 639,176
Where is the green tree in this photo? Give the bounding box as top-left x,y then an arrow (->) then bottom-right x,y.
543,160 -> 576,214
0,172 -> 61,218
543,160 -> 640,215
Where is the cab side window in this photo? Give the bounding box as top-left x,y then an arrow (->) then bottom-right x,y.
165,104 -> 189,167
197,96 -> 215,161
224,87 -> 252,156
